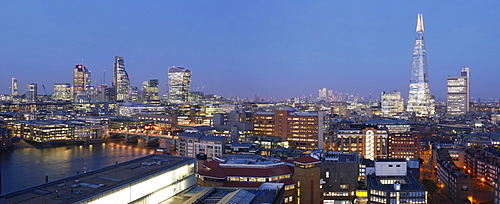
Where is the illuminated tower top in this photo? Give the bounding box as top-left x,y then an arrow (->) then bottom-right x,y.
113,56 -> 131,102
407,14 -> 435,117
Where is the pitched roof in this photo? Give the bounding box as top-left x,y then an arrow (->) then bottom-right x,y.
294,156 -> 320,165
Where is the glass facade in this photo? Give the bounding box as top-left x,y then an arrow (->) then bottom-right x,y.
113,56 -> 131,102
73,64 -> 91,101
168,66 -> 191,103
407,14 -> 435,116
447,67 -> 470,115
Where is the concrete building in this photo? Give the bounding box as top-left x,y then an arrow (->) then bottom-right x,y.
447,67 -> 470,115
116,103 -> 166,117
435,148 -> 473,203
366,159 -> 427,204
26,83 -> 37,102
336,127 -> 389,160
175,132 -> 227,159
315,151 -> 361,203
0,154 -> 197,204
293,155 -> 322,204
253,110 -> 325,150
141,79 -> 159,104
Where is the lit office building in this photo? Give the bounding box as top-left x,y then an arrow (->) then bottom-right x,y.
142,79 -> 159,104
407,14 -> 435,117
168,66 -> 191,103
253,110 -> 325,149
26,83 -> 37,102
336,127 -> 388,160
447,67 -> 470,115
11,78 -> 18,95
381,91 -> 404,117
52,83 -> 72,101
73,64 -> 91,101
113,56 -> 131,102
175,132 -> 227,159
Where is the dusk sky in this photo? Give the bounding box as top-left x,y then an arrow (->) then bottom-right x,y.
1,1 -> 500,100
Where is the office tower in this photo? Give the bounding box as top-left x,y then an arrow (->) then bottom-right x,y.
73,64 -> 91,101
447,67 -> 470,115
381,91 -> 404,117
168,66 -> 191,103
142,79 -> 159,104
113,56 -> 131,102
52,83 -> 71,101
26,83 -> 37,102
407,14 -> 435,117
11,78 -> 18,95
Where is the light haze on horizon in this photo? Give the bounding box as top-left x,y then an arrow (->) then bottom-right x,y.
1,1 -> 500,101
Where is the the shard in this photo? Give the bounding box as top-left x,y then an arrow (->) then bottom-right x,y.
407,14 -> 435,117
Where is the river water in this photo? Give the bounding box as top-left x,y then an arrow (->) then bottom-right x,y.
0,140 -> 157,194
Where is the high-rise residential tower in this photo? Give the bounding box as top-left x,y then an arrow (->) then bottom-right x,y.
73,64 -> 91,101
11,78 -> 18,95
26,83 -> 37,102
113,56 -> 131,102
447,67 -> 470,115
168,66 -> 191,103
407,14 -> 435,117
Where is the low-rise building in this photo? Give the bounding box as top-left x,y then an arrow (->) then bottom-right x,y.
366,159 -> 427,204
175,132 -> 227,159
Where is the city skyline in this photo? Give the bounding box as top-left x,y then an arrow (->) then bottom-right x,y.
1,1 -> 500,100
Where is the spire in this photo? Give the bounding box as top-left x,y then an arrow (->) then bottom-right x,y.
416,14 -> 424,32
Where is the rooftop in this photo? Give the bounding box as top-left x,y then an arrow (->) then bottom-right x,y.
0,154 -> 196,204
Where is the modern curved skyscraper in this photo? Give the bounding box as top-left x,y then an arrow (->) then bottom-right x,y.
168,66 -> 191,103
407,14 -> 435,117
113,56 -> 131,102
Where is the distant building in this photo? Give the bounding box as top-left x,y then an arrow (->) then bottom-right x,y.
407,14 -> 435,117
330,102 -> 348,116
447,67 -> 470,115
116,103 -> 166,117
366,159 -> 427,204
0,121 -> 11,150
26,83 -> 37,102
253,110 -> 325,150
381,91 -> 404,117
168,66 -> 191,103
11,78 -> 18,95
113,56 -> 131,102
52,83 -> 71,101
141,79 -> 159,104
72,64 -> 91,101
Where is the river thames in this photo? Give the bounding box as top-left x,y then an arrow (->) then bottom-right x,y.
0,140 -> 157,194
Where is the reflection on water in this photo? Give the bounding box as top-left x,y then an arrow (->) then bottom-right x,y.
0,140 -> 156,194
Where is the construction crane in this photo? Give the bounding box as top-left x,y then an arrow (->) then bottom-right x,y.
42,84 -> 48,96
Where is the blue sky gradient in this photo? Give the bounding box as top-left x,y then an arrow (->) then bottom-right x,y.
1,1 -> 499,100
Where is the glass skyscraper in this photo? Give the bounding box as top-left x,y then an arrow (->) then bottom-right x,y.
113,56 -> 131,102
11,78 -> 18,95
168,66 -> 191,103
407,14 -> 435,117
